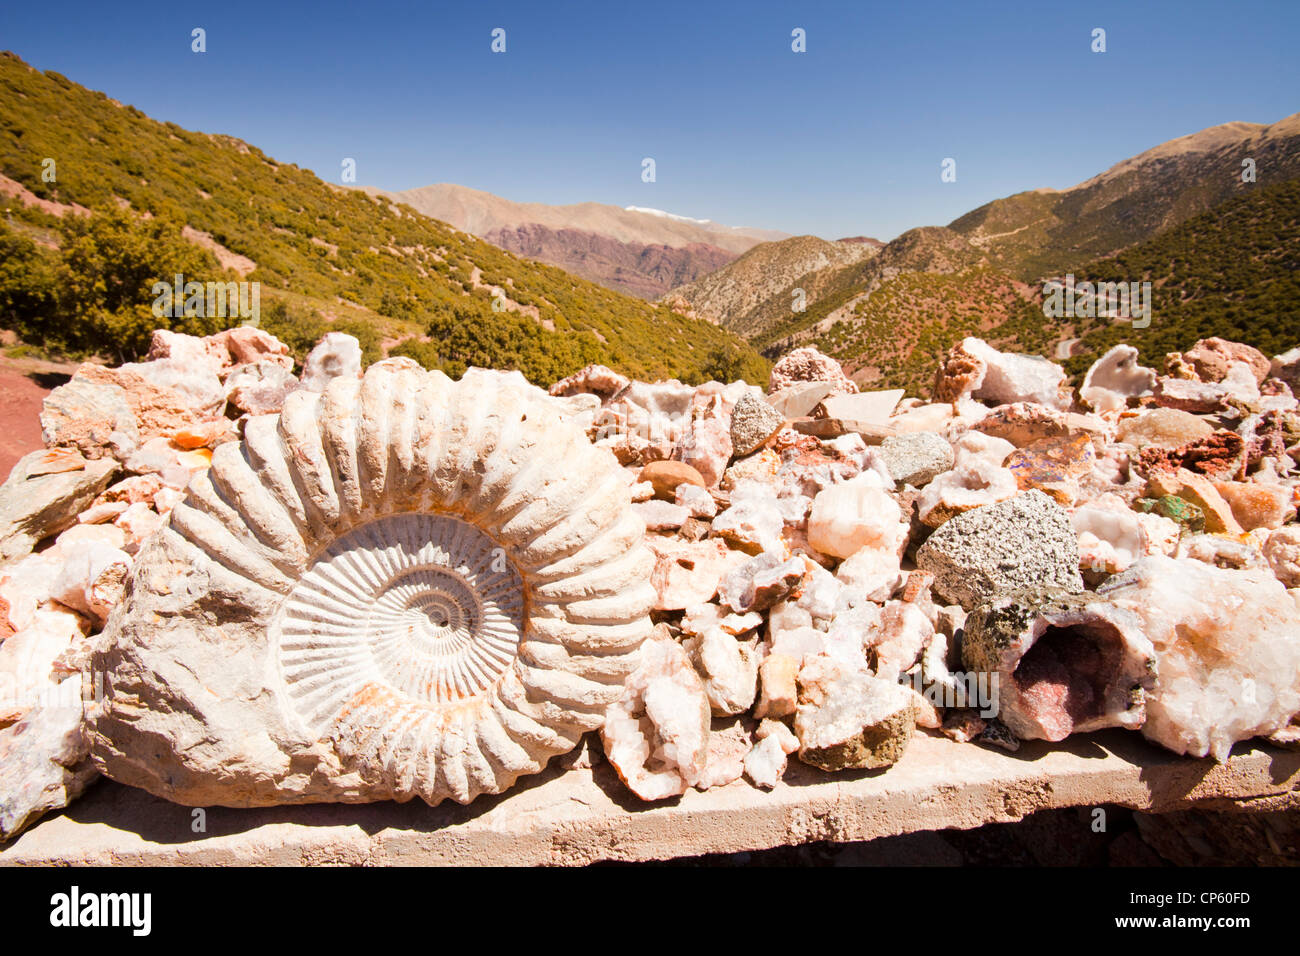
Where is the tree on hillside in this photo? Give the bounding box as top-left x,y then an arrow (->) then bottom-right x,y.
53,209 -> 224,361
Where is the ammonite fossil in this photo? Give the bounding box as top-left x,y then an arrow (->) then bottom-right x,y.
88,361 -> 654,807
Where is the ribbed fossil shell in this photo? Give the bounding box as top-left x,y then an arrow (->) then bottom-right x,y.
90,361 -> 655,807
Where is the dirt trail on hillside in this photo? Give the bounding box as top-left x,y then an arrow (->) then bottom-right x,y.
0,354 -> 78,481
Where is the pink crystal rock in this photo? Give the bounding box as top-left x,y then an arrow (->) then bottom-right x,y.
601,634 -> 712,801
1099,555 -> 1300,761
962,589 -> 1155,742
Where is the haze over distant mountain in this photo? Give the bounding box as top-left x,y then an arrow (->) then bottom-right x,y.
363,183 -> 788,300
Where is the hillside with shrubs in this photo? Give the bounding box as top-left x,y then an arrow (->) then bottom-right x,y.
0,52 -> 768,385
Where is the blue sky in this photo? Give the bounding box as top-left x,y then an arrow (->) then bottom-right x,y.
2,0 -> 1297,240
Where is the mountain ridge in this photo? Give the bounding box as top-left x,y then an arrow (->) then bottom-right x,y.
359,182 -> 789,300
949,111 -> 1300,280
663,110 -> 1300,394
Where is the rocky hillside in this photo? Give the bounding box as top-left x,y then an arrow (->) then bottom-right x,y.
767,176 -> 1300,397
0,52 -> 768,385
481,225 -> 734,300
663,235 -> 879,337
1040,175 -> 1300,379
950,113 -> 1300,280
668,113 -> 1300,396
755,227 -> 1000,350
366,182 -> 787,300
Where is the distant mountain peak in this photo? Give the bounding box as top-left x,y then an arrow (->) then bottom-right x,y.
366,183 -> 788,299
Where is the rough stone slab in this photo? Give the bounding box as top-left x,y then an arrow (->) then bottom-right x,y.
3,729 -> 1296,866
792,418 -> 896,443
0,451 -> 118,561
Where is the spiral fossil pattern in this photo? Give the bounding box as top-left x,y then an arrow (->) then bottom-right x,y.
275,514 -> 525,728
96,361 -> 655,806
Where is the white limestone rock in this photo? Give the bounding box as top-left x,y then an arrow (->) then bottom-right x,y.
744,719 -> 799,789
817,389 -> 905,428
712,480 -> 786,554
1221,362 -> 1262,404
684,627 -> 761,717
1178,534 -> 1269,572
629,480 -> 655,503
633,499 -> 690,531
696,717 -> 753,791
793,559 -> 843,623
717,552 -> 806,614
872,601 -> 934,682
675,482 -> 717,518
917,431 -> 1017,527
0,607 -> 85,725
0,672 -> 95,841
960,337 -> 1071,410
0,451 -> 119,562
646,536 -> 746,611
806,472 -> 905,560
769,347 -> 858,395
1263,526 -> 1300,587
767,382 -> 836,419
1072,495 -> 1159,575
768,625 -> 830,666
836,543 -> 905,603
298,332 -> 362,393
50,541 -> 132,629
113,501 -> 165,554
225,359 -> 299,417
890,402 -> 955,434
680,603 -> 762,639
766,598 -> 813,641
754,653 -> 799,719
1080,345 -> 1157,413
823,590 -> 883,673
1098,556 -> 1300,761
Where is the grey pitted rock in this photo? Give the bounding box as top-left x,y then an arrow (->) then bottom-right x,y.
879,431 -> 954,487
962,588 -> 1156,742
0,451 -> 119,562
729,394 -> 785,457
914,490 -> 1083,610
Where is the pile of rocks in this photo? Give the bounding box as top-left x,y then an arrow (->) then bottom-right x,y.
1,331 -> 1298,837
556,339 -> 1300,798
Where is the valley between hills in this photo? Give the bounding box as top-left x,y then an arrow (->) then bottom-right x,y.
1,50 -> 1297,399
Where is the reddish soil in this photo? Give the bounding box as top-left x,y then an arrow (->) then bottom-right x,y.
0,355 -> 77,481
